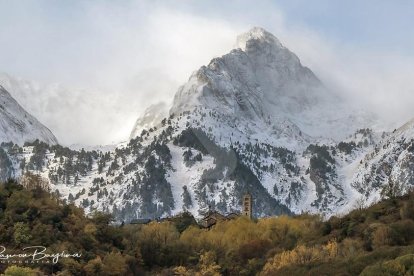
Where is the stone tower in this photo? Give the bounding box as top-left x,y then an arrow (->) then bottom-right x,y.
242,193 -> 252,219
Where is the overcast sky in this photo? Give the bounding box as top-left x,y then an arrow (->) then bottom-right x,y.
0,0 -> 414,145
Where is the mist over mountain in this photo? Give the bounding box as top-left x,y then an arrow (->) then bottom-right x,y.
0,85 -> 57,145
0,27 -> 413,223
130,102 -> 169,140
0,73 -> 137,145
171,27 -> 375,142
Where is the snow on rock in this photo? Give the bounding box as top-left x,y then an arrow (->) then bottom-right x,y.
130,102 -> 169,139
0,85 -> 58,145
2,27 -> 409,223
171,27 -> 374,142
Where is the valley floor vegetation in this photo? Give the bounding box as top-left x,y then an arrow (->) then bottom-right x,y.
1,176 -> 414,275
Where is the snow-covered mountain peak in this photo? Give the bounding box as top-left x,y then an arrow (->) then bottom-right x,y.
171,27 -> 320,117
234,26 -> 309,79
170,27 -> 372,143
235,26 -> 283,51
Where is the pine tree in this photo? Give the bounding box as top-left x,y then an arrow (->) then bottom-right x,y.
381,176 -> 403,200
182,186 -> 193,209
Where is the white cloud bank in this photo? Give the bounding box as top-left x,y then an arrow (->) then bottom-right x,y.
0,1 -> 413,145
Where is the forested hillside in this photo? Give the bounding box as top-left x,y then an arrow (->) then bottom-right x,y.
1,177 -> 414,275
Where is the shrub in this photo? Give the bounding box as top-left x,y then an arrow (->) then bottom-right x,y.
13,222 -> 32,245
371,225 -> 398,248
400,199 -> 414,220
3,265 -> 42,276
361,254 -> 414,276
198,251 -> 221,276
261,240 -> 338,275
339,238 -> 364,258
390,220 -> 414,245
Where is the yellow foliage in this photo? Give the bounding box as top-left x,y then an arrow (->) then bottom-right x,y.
139,221 -> 179,247
80,252 -> 127,276
174,251 -> 222,276
180,215 -> 321,258
372,225 -> 394,248
323,239 -> 338,259
261,240 -> 339,275
102,252 -> 128,276
197,251 -> 221,276
257,215 -> 320,245
83,256 -> 104,276
55,271 -> 74,276
84,223 -> 97,235
3,265 -> 43,275
360,254 -> 414,276
339,238 -> 363,258
180,225 -> 209,250
174,266 -> 194,276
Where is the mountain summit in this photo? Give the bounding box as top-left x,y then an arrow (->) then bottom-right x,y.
171,27 -> 370,143
235,26 -> 284,51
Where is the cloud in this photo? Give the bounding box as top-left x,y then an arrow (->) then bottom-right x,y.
0,1 -> 242,145
276,24 -> 414,129
0,1 -> 413,145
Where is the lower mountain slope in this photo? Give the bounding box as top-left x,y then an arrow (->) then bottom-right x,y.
2,176 -> 414,275
2,110 -> 413,223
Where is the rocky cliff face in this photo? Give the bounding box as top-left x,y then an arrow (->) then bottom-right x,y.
351,121 -> 414,201
0,85 -> 57,145
170,27 -> 371,142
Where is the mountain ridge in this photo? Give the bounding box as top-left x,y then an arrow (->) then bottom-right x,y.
0,85 -> 58,145
0,27 -> 412,223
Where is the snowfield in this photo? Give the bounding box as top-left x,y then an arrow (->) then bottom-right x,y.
1,27 -> 413,222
